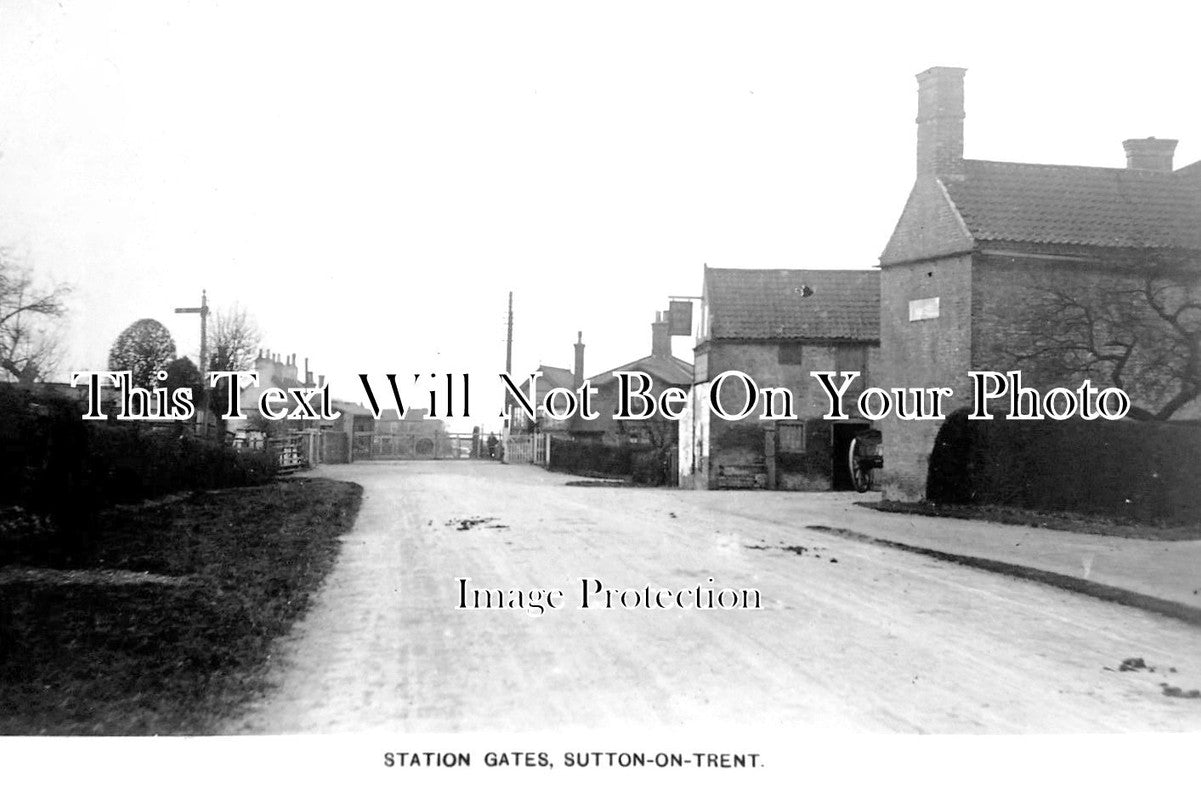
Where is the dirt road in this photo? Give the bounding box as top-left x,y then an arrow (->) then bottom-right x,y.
230,462 -> 1201,734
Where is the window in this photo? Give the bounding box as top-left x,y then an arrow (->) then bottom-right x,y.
778,422 -> 806,453
908,297 -> 940,321
778,342 -> 804,365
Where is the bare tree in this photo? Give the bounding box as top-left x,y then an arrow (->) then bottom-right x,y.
990,254 -> 1201,421
0,252 -> 70,383
205,306 -> 261,438
207,305 -> 261,372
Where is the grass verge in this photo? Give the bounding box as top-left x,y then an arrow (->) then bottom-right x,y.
862,500 -> 1201,541
0,477 -> 362,735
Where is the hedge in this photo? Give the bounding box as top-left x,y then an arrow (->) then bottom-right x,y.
1,384 -> 276,560
547,438 -> 655,478
926,409 -> 1201,524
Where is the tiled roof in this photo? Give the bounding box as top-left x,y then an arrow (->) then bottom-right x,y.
1177,159 -> 1201,181
942,160 -> 1201,250
376,408 -> 432,422
517,365 -> 575,394
586,353 -> 693,387
571,353 -> 693,433
705,268 -> 880,341
331,400 -> 375,416
539,365 -> 575,388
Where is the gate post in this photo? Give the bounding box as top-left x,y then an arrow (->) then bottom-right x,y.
765,425 -> 777,490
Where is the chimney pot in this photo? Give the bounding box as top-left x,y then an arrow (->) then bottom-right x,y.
1123,137 -> 1177,171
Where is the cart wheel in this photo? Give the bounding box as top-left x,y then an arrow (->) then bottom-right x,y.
849,436 -> 874,493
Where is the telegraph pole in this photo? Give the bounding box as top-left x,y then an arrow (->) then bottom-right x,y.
174,289 -> 210,435
505,291 -> 513,375
503,291 -> 513,421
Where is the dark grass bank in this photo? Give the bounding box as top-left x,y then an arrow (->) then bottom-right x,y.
0,477 -> 362,735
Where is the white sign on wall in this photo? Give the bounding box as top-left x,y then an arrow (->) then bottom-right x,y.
908,297 -> 940,321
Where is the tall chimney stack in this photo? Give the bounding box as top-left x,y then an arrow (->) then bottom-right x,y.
651,311 -> 671,357
915,66 -> 966,177
283,353 -> 298,382
1123,137 -> 1177,171
573,331 -> 585,388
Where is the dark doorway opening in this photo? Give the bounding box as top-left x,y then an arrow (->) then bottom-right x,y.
831,421 -> 872,490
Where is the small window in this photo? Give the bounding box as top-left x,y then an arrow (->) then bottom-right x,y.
908,297 -> 940,321
778,342 -> 804,365
778,422 -> 806,453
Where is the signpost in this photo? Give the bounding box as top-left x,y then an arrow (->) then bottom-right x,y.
175,290 -> 210,435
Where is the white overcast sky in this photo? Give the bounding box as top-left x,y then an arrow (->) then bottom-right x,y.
1,0 -> 1198,430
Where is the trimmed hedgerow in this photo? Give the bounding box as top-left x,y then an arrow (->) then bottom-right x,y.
926,409 -> 1201,524
1,384 -> 275,564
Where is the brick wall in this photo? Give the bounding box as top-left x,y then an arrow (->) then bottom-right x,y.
702,339 -> 880,490
880,178 -> 973,265
676,381 -> 712,489
880,248 -> 1201,499
972,252 -> 1201,422
585,378 -> 685,446
878,253 -> 974,500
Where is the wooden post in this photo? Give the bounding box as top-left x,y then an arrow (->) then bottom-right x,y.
174,289 -> 211,437
764,425 -> 777,490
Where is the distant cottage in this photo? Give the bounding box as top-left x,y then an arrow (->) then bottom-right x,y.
506,357 -> 579,437
229,350 -> 319,446
571,312 -> 692,446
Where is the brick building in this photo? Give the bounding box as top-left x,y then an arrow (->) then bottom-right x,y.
228,350 -> 320,445
570,311 -> 692,446
879,66 -> 1201,500
505,335 -> 585,437
679,266 -> 881,490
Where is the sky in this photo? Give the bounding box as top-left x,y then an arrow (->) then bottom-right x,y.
1,0 -> 1199,431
